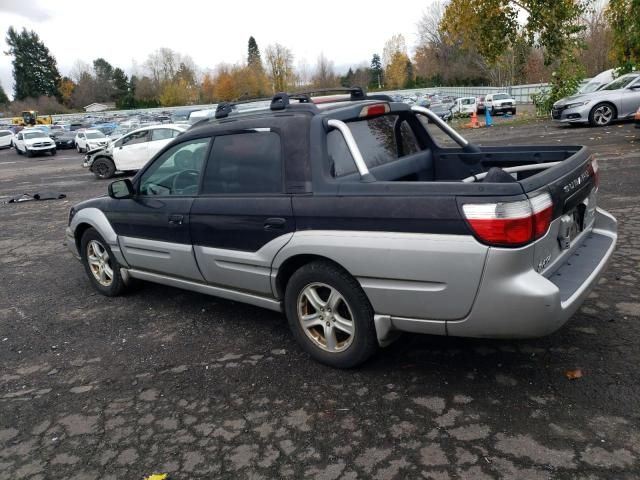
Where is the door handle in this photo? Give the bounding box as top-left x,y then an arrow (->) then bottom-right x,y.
264,217 -> 286,230
168,214 -> 184,225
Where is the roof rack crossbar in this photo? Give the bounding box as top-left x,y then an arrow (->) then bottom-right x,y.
210,85 -> 388,120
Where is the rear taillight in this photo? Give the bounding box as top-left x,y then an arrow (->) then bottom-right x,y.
359,103 -> 390,117
462,192 -> 553,247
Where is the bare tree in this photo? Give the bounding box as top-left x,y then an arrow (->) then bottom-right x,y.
265,43 -> 294,92
382,34 -> 407,68
311,52 -> 337,88
578,0 -> 613,75
70,60 -> 92,83
295,59 -> 312,87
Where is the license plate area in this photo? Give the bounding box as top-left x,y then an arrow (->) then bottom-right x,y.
558,204 -> 586,250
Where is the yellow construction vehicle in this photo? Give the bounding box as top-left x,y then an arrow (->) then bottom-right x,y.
11,110 -> 54,126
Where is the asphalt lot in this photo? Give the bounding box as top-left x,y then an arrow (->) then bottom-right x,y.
0,120 -> 639,480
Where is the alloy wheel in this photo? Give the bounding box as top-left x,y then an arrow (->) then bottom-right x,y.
86,240 -> 113,286
593,105 -> 613,125
297,283 -> 355,353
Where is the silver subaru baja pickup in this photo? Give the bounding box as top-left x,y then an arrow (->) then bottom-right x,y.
65,88 -> 617,368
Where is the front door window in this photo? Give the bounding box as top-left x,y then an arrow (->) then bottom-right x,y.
139,138 -> 210,196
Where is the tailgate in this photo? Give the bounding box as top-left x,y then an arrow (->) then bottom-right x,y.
519,146 -> 598,273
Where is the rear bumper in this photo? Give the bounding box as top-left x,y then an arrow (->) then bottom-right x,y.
445,208 -> 616,338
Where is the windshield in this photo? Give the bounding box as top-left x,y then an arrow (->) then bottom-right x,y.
602,75 -> 639,91
86,132 -> 106,139
493,93 -> 509,100
24,132 -> 47,140
579,82 -> 604,94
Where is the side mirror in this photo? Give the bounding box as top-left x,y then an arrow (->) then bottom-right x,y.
108,179 -> 134,199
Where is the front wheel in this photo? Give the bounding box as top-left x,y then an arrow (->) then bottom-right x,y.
589,103 -> 615,127
92,157 -> 116,179
15,146 -> 22,155
511,108 -> 516,115
50,148 -> 57,156
80,228 -> 127,296
284,261 -> 378,368
26,149 -> 33,158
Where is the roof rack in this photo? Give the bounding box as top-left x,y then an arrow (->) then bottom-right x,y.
211,86 -> 393,120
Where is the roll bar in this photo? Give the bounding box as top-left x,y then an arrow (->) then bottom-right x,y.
411,105 -> 480,152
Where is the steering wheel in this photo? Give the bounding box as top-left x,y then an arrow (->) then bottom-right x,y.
172,169 -> 200,195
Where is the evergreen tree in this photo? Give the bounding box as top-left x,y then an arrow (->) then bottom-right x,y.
369,53 -> 383,89
112,68 -> 129,106
5,27 -> 61,100
0,83 -> 9,105
404,59 -> 415,88
93,58 -> 115,102
340,68 -> 355,87
247,36 -> 262,68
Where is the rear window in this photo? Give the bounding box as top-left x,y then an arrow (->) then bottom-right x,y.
327,115 -> 421,177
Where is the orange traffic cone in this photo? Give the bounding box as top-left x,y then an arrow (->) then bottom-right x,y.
471,110 -> 479,128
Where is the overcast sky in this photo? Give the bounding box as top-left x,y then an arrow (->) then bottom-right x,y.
0,0 -> 431,99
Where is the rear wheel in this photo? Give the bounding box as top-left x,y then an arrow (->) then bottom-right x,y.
589,103 -> 615,127
80,228 -> 127,297
92,157 -> 116,179
284,261 -> 378,368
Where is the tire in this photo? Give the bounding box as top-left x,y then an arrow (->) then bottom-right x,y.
26,149 -> 33,158
589,102 -> 616,127
92,157 -> 116,179
50,148 -> 57,156
15,146 -> 22,156
511,108 -> 516,115
80,228 -> 127,297
76,144 -> 81,153
284,261 -> 378,368
491,106 -> 496,115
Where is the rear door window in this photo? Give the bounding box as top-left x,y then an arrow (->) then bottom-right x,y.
328,115 -> 421,177
151,128 -> 179,141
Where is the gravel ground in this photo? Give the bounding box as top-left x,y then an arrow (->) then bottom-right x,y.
0,120 -> 639,480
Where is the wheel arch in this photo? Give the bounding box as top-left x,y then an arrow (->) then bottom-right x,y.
273,254 -> 355,299
70,208 -> 129,267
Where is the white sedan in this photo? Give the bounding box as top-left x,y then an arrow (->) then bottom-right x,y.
0,129 -> 14,149
75,129 -> 109,153
13,130 -> 56,157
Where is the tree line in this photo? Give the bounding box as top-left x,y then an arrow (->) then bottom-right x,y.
1,1 -> 639,115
